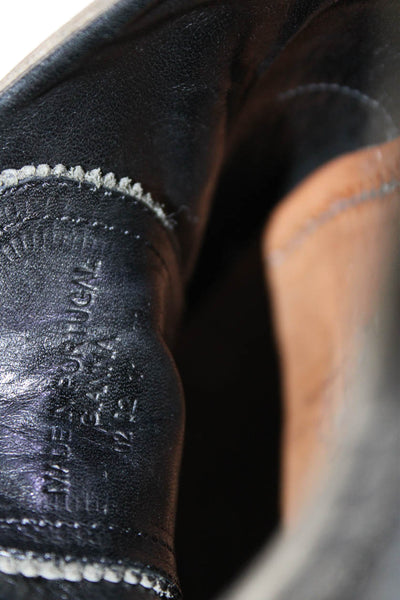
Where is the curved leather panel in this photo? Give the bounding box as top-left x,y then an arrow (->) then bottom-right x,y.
220,138 -> 400,600
0,0 -> 399,598
265,136 -> 400,523
219,0 -> 400,227
0,179 -> 183,598
0,0 -> 332,273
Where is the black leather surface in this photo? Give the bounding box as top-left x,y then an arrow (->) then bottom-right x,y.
210,0 -> 400,276
0,4 -> 334,595
0,180 -> 183,599
0,0 -> 399,598
0,0 -> 332,272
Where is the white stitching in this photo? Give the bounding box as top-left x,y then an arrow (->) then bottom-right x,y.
0,164 -> 173,230
0,517 -> 173,553
277,82 -> 399,136
0,547 -> 177,598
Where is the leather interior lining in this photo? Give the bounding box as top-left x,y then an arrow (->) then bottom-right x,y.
264,135 -> 400,524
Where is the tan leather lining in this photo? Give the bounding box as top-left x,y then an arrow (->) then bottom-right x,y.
264,137 -> 400,524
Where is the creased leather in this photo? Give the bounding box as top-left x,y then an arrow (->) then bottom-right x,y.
0,179 -> 183,598
0,4 -> 336,596
0,0 -> 399,599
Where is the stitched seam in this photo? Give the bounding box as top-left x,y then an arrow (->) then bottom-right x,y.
0,518 -> 173,554
0,179 -> 181,264
0,211 -> 172,282
1,213 -> 133,236
0,164 -> 174,230
0,548 -> 179,598
277,82 -> 399,136
269,179 -> 400,266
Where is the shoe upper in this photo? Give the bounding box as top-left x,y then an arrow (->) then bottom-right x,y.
0,1 -> 399,599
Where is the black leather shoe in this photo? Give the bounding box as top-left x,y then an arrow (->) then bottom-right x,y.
1,1 -> 400,600
0,1 -> 335,598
